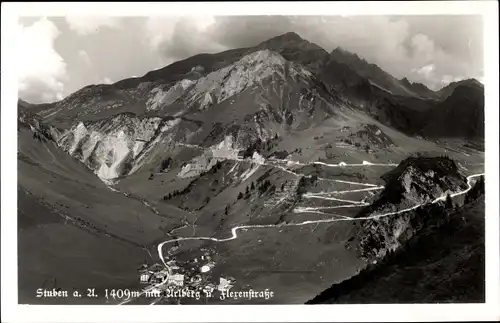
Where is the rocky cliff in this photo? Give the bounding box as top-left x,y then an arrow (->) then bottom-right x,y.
355,156 -> 469,260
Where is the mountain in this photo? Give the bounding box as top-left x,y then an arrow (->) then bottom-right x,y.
424,80 -> 485,139
327,47 -> 421,97
27,33 -> 484,140
400,77 -> 438,99
318,47 -> 484,140
17,31 -> 485,304
255,32 -> 330,75
355,156 -> 469,260
28,47 -> 347,182
437,78 -> 484,99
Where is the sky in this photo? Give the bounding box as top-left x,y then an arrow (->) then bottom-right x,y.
17,15 -> 484,104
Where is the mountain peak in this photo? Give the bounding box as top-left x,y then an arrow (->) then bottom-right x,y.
269,31 -> 303,42
257,31 -> 314,50
331,46 -> 358,58
332,46 -> 348,53
460,78 -> 483,88
256,31 -> 329,74
440,78 -> 483,90
437,77 -> 484,99
400,77 -> 411,85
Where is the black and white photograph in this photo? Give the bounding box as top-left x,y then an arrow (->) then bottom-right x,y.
1,1 -> 499,322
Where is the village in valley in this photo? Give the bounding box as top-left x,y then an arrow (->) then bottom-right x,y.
137,247 -> 235,304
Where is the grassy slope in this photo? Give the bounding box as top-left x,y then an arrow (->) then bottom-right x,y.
18,128 -> 181,244
18,189 -> 147,304
17,128 -> 186,304
306,196 -> 485,304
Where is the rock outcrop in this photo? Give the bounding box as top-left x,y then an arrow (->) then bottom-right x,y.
356,156 -> 468,260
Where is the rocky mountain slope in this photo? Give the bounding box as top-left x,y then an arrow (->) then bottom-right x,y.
21,32 -> 484,184
307,189 -> 485,304
319,48 -> 484,139
17,113 -> 191,304
354,156 -> 469,260
27,46 -> 347,181
327,47 -> 420,98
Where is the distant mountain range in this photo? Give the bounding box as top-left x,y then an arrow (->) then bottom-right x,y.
22,31 -> 484,140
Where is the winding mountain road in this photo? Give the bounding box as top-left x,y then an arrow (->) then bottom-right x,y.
111,156 -> 483,305
156,170 -> 484,267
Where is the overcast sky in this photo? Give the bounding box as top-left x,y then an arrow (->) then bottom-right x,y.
17,15 -> 483,104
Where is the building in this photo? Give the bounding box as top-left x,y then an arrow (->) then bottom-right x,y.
168,274 -> 184,287
217,277 -> 233,292
203,283 -> 215,295
140,273 -> 151,284
148,270 -> 169,284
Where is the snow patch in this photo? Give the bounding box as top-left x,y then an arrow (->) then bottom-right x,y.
210,136 -> 240,159
161,118 -> 181,131
132,141 -> 146,158
96,132 -> 132,180
177,156 -> 217,179
228,162 -> 238,174
146,79 -> 194,111
240,164 -> 260,182
69,122 -> 88,154
199,92 -> 213,110
180,79 -> 195,89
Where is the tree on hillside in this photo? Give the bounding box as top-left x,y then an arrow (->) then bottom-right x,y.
464,190 -> 471,204
160,157 -> 172,171
296,176 -> 309,196
465,175 -> 485,204
478,175 -> 485,194
237,192 -> 243,200
445,193 -> 453,209
251,182 -> 255,190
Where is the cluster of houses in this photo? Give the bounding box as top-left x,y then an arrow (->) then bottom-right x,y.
137,247 -> 238,303
138,255 -> 235,302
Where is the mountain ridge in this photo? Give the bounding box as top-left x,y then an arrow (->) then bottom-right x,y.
19,32 -> 482,106
18,31 -> 485,183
